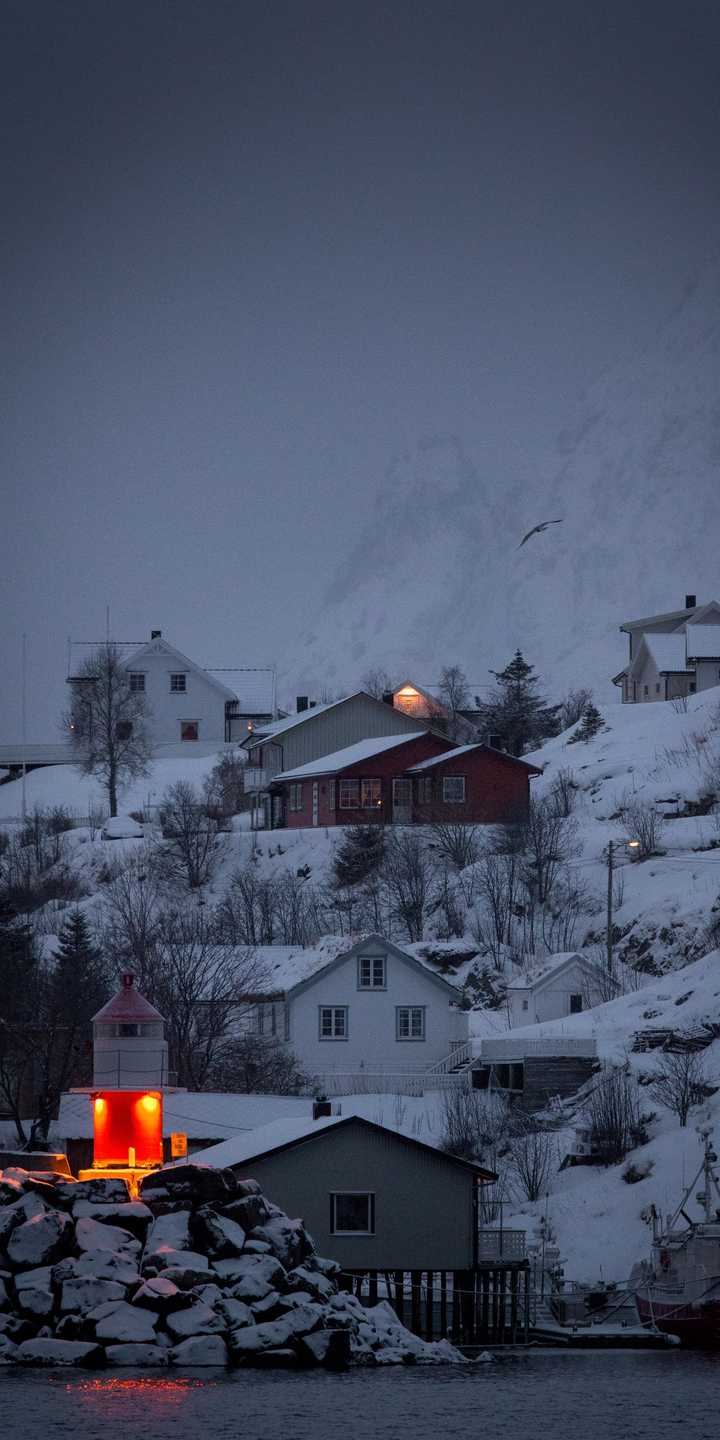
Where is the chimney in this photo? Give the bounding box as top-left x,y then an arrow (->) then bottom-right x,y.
296,696 -> 308,713
685,595 -> 696,610
151,629 -> 162,639
382,691 -> 394,707
313,1098 -> 332,1120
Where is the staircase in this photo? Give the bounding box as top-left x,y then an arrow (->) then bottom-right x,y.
424,1039 -> 475,1084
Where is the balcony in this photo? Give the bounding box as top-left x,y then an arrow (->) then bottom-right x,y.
477,1228 -> 527,1263
244,767 -> 268,792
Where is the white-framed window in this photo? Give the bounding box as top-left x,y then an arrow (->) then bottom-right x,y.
170,673 -> 187,692
339,779 -> 360,809
360,778 -> 382,809
396,1006 -> 426,1040
129,672 -> 145,693
319,1006 -> 348,1040
330,1192 -> 375,1235
442,776 -> 466,803
289,782 -> 304,812
180,720 -> 199,741
358,953 -> 386,989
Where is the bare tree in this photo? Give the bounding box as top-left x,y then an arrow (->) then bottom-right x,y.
159,780 -> 221,889
381,830 -> 433,941
102,854 -> 164,990
469,849 -> 524,968
440,1085 -> 509,1161
64,643 -> 152,816
560,687 -> 593,731
438,665 -> 471,737
511,1121 -> 557,1202
427,820 -> 480,870
547,767 -> 577,818
204,751 -> 249,819
360,666 -> 395,700
587,1064 -> 641,1162
618,793 -> 665,859
514,797 -> 578,905
648,1047 -> 710,1126
206,1034 -> 309,1094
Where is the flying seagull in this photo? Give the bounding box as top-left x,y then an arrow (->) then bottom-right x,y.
517,518 -> 564,549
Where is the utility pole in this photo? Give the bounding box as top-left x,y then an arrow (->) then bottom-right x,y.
606,838 -> 615,976
21,632 -> 27,823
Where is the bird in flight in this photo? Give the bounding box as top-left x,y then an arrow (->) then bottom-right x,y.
517,519 -> 564,549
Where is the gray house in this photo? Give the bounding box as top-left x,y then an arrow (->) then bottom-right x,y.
613,597 -> 720,703
194,1112 -> 494,1273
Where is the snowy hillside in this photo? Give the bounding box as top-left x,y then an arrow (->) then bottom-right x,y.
286,261 -> 720,704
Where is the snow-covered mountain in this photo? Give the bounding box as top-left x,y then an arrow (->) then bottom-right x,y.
287,260 -> 720,704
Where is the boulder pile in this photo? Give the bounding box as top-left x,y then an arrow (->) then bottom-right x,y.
0,1163 -> 463,1369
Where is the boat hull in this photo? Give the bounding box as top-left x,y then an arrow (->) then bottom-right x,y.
634,1293 -> 720,1347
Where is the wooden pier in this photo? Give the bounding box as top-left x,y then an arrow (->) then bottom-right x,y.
340,1259 -> 531,1346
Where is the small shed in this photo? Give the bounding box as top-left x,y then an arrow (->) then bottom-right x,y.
507,952 -> 613,1027
472,1036 -> 598,1112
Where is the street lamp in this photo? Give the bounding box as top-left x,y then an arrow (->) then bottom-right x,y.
606,836 -> 640,974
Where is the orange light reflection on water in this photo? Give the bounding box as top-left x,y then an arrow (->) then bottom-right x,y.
59,1376 -> 215,1407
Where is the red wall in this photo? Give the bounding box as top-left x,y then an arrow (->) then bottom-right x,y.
414,749 -> 534,824
93,1090 -> 164,1167
277,733 -> 454,828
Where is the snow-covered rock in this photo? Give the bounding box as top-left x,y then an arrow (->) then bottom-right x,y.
131,1276 -> 185,1312
60,1277 -> 126,1313
101,815 -> 144,840
75,1217 -> 140,1255
165,1302 -> 224,1339
105,1342 -> 168,1366
15,1337 -> 104,1367
91,1301 -> 158,1344
7,1209 -> 72,1269
191,1207 -> 246,1258
168,1334 -> 229,1366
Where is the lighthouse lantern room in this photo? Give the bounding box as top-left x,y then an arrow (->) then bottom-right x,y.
78,974 -> 168,1189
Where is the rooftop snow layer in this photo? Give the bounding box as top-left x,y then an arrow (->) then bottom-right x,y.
685,623 -> 720,658
274,732 -> 427,780
643,632 -> 690,672
177,1114 -> 347,1170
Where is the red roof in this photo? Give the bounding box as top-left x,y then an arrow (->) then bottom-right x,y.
93,973 -> 165,1024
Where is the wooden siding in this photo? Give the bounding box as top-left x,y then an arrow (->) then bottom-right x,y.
229,1120 -> 477,1271
266,695 -> 430,774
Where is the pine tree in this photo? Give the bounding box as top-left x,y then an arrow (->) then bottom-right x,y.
479,650 -> 561,756
567,701 -> 605,745
333,825 -> 387,888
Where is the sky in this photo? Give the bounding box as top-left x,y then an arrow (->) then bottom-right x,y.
2,0 -> 720,740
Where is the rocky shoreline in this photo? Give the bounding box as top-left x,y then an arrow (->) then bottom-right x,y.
0,1162 -> 462,1369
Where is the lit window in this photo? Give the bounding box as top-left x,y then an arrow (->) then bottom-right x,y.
181,720 -> 199,741
396,1006 -> 425,1040
442,776 -> 466,803
358,954 -> 386,988
170,673 -> 187,692
331,1192 -> 375,1234
289,783 -> 304,812
339,779 -> 360,809
129,673 -> 145,692
360,778 -> 382,808
319,1006 -> 348,1039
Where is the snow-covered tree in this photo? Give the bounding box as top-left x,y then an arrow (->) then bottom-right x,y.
477,650 -> 560,755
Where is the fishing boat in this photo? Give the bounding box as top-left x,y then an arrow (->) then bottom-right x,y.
630,1128 -> 720,1346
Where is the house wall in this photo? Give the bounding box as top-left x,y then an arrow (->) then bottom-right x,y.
695,660 -> 720,693
413,750 -> 533,825
251,695 -> 429,775
277,733 -> 453,829
122,641 -> 228,744
287,942 -> 465,1075
508,960 -> 604,1027
231,1121 -> 477,1270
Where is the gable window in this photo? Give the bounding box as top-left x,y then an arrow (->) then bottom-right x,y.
569,993 -> 583,1014
129,672 -> 145,693
396,1006 -> 425,1040
339,779 -> 360,809
442,776 -> 466,804
289,783 -> 304,812
319,1006 -> 348,1040
331,1192 -> 375,1235
358,953 -> 386,989
181,720 -> 199,741
170,673 -> 187,692
361,778 -> 382,809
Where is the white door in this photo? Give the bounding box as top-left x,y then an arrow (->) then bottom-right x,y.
392,777 -> 412,824
312,781 -> 319,826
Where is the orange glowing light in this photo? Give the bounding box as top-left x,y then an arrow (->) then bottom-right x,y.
92,1089 -> 163,1168
94,1097 -> 106,1113
140,1093 -> 159,1113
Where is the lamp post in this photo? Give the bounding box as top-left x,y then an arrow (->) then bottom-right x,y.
606,836 -> 640,974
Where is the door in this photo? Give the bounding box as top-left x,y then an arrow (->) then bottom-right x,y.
392,777 -> 412,824
312,781 -> 319,826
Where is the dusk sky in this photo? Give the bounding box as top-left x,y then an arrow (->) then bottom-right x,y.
3,1 -> 720,740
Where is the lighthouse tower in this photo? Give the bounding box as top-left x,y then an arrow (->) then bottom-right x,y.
83,974 -> 168,1182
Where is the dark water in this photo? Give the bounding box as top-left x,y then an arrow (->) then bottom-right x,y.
2,1352 -> 719,1440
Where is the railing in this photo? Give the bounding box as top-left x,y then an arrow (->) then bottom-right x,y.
482,1037 -> 598,1061
244,767 -> 268,791
477,1228 -> 527,1262
425,1039 -> 474,1075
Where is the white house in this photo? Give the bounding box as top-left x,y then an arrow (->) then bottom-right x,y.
507,952 -> 612,1028
247,935 -> 468,1088
613,597 -> 720,703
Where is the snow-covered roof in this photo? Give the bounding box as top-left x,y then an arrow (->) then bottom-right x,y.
507,951 -> 587,992
642,632 -> 690,673
274,732 -> 427,781
246,696 -> 350,745
408,744 -> 541,774
206,671 -> 276,713
685,624 -> 720,659
250,936 -> 356,993
93,975 -> 165,1024
56,1090 -> 313,1140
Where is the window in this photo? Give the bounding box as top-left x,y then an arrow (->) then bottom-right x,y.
170,673 -> 187,692
418,776 -> 433,805
522,998 -> 529,1011
689,683 -> 696,693
643,685 -> 649,697
129,672 -> 145,693
331,1193 -> 375,1235
118,1023 -> 140,1037
319,1006 -> 348,1039
569,993 -> 583,1014
396,1006 -> 426,1040
289,782 -> 304,812
181,720 -> 199,741
326,781 -> 335,810
358,953 -> 386,988
339,779 -> 360,809
655,684 -> 661,694
360,778 -> 382,809
442,776 -> 466,804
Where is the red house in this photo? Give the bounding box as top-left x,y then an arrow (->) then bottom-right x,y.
269,734 -> 540,828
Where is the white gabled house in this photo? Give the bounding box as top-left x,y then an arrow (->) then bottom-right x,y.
247,935 -> 469,1088
507,952 -> 613,1028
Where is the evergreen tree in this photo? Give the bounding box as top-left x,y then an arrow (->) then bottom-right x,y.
479,650 -> 561,756
333,825 -> 387,888
567,701 -> 606,745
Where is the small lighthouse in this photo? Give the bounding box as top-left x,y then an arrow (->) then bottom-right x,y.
79,974 -> 168,1187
